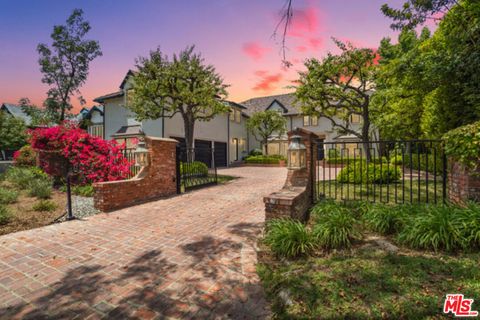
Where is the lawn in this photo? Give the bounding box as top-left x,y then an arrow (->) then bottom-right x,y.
317,180 -> 446,204
258,247 -> 480,319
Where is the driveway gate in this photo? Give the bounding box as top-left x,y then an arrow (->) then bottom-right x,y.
176,146 -> 218,193
314,140 -> 447,204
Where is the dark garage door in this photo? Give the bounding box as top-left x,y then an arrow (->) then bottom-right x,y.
194,139 -> 213,168
214,142 -> 227,167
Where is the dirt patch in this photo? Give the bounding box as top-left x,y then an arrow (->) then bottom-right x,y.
0,191 -> 67,236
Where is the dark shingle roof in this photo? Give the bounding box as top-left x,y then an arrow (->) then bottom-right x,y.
93,91 -> 124,103
240,93 -> 300,116
1,103 -> 32,125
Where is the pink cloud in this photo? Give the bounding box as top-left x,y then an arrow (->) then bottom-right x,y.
287,6 -> 320,38
253,70 -> 283,91
242,42 -> 271,61
308,37 -> 323,50
296,45 -> 308,53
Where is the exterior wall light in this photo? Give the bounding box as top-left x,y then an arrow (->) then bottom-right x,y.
134,139 -> 149,167
287,135 -> 306,169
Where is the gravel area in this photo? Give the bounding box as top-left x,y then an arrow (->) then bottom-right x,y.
57,195 -> 100,221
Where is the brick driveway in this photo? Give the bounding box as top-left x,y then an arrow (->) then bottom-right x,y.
0,167 -> 286,320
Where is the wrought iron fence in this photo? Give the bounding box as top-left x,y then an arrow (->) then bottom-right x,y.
123,148 -> 141,179
315,140 -> 447,204
176,146 -> 218,193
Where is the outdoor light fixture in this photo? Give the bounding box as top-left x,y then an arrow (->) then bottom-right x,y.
287,135 -> 306,170
134,139 -> 149,167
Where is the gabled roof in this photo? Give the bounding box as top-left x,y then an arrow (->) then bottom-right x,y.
240,93 -> 300,116
119,70 -> 135,89
266,99 -> 288,113
93,91 -> 124,103
1,103 -> 32,125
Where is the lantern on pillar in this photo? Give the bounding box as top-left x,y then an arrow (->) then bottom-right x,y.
287,135 -> 307,169
134,139 -> 149,167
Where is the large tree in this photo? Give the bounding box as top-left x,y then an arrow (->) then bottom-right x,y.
246,110 -> 287,155
296,39 -> 377,160
37,9 -> 102,122
128,46 -> 229,152
0,112 -> 27,154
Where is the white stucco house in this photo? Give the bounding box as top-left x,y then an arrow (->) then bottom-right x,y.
94,71 -> 368,166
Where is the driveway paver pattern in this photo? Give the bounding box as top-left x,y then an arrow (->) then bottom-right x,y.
0,167 -> 286,319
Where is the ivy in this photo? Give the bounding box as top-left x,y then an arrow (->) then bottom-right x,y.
443,121 -> 480,170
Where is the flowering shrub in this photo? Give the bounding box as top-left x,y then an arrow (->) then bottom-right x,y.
13,145 -> 36,167
30,123 -> 132,183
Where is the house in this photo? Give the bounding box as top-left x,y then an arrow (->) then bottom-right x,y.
76,106 -> 104,138
94,71 -> 370,166
1,103 -> 32,126
93,71 -> 252,167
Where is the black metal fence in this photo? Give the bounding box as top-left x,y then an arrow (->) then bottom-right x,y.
315,140 -> 447,204
176,146 -> 218,193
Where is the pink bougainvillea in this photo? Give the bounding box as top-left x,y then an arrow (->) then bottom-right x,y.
30,122 -> 132,183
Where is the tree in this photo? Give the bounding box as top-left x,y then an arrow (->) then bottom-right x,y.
18,98 -> 54,127
246,110 -> 287,155
128,46 -> 229,152
0,112 -> 27,152
296,39 -> 377,160
37,9 -> 102,122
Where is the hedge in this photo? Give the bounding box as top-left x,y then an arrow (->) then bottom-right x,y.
244,155 -> 285,164
180,161 -> 208,176
337,162 -> 401,184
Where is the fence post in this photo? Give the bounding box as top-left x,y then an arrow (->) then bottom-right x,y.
175,144 -> 181,194
442,150 -> 447,203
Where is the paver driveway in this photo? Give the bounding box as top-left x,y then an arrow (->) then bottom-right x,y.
0,167 -> 286,320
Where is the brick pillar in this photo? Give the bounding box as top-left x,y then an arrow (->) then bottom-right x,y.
264,128 -> 319,222
94,137 -> 178,212
448,159 -> 480,204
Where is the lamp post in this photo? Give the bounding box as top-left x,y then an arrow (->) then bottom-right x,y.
287,135 -> 307,170
134,138 -> 149,167
65,162 -> 79,221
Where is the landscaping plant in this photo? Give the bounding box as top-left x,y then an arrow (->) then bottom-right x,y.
337,162 -> 401,184
264,219 -> 316,258
312,206 -> 361,249
5,167 -> 50,190
13,145 -> 37,167
0,188 -> 19,205
32,200 -> 57,212
27,178 -> 53,199
0,205 -> 12,225
362,203 -> 408,235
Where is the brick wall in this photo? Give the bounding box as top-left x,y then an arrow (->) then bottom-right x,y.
94,137 -> 178,212
448,159 -> 480,204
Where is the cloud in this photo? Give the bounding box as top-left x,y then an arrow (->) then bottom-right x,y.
242,42 -> 271,61
308,37 -> 323,50
296,45 -> 308,53
287,6 -> 320,38
253,70 -> 283,91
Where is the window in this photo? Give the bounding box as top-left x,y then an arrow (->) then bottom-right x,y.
303,115 -> 318,126
350,114 -> 361,124
303,116 -> 310,126
230,110 -> 235,121
311,116 -> 318,126
235,110 -> 241,123
88,125 -> 104,138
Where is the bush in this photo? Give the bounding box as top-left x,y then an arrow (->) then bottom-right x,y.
337,162 -> 401,184
13,145 -> 36,167
326,149 -> 340,158
244,155 -> 280,164
397,204 -> 466,252
0,205 -> 12,225
180,161 -> 208,176
403,153 -> 443,175
249,149 -> 263,156
390,154 -> 403,165
264,219 -> 316,258
443,121 -> 480,170
5,166 -> 50,189
32,200 -> 57,212
362,203 -> 409,235
312,206 -> 361,249
0,188 -> 19,204
59,184 -> 95,197
457,202 -> 480,249
28,178 -> 53,199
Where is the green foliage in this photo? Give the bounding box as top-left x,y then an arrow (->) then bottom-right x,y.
59,184 -> 94,197
326,148 -> 340,158
389,154 -> 403,165
403,152 -> 443,175
337,162 -> 401,184
443,121 -> 480,170
0,205 -> 12,225
180,161 -> 208,176
32,200 -> 57,212
244,155 -> 283,164
311,203 -> 361,249
27,178 -> 53,199
460,202 -> 480,248
249,149 -> 263,156
129,46 -> 228,150
246,111 -> 287,153
264,219 -> 316,258
326,156 -> 387,165
5,166 -> 50,189
0,188 -> 19,205
362,203 -> 409,235
13,145 -> 36,167
37,9 -> 102,122
0,112 -> 27,151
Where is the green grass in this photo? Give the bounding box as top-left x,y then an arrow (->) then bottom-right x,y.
318,180 -> 445,204
258,249 -> 480,319
180,174 -> 236,192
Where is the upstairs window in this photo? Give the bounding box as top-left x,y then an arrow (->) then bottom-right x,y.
230,109 -> 241,123
303,115 -> 318,126
350,114 -> 361,124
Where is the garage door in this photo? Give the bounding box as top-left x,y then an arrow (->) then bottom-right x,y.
194,139 -> 213,168
214,142 -> 227,167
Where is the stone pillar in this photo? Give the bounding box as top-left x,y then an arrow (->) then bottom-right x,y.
264,128 -> 319,222
448,159 -> 480,204
94,137 -> 178,212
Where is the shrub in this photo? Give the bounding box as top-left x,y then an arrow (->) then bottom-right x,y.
28,178 -> 53,199
30,123 -> 132,183
249,149 -> 263,156
326,157 -> 387,165
397,204 -> 466,252
244,155 -> 280,164
362,203 -> 409,235
458,202 -> 480,248
312,207 -> 361,249
390,154 -> 403,165
5,166 -> 50,189
326,149 -> 340,158
337,162 -> 401,184
0,188 -> 19,204
443,121 -> 480,170
32,200 -> 57,212
0,205 -> 12,225
13,145 -> 37,167
264,219 -> 316,258
73,184 -> 94,197
403,153 -> 443,175
180,161 -> 208,176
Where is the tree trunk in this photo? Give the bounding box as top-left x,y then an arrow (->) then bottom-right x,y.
264,138 -> 269,155
183,115 -> 195,162
362,106 -> 372,162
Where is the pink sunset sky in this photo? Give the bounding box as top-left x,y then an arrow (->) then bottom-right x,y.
0,0 -> 428,113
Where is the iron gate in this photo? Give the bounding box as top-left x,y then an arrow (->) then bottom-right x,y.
314,140 -> 447,204
176,146 -> 218,193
